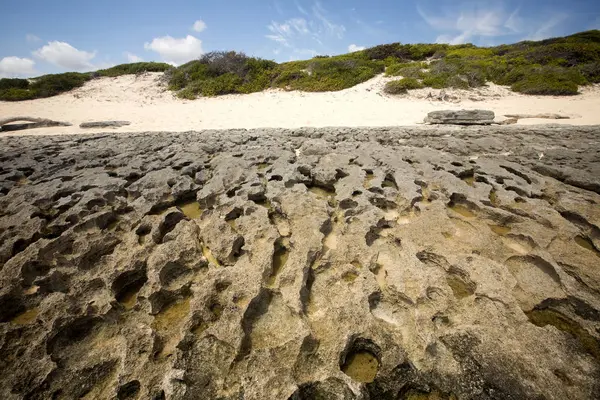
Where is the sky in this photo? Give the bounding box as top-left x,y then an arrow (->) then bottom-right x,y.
1,0 -> 599,78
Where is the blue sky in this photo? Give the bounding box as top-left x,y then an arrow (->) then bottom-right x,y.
1,0 -> 599,77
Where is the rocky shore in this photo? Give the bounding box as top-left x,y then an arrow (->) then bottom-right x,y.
1,125 -> 599,399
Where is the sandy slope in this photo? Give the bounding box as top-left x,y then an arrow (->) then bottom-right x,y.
1,72 -> 599,136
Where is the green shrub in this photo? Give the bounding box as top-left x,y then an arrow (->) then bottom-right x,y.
578,62 -> 600,83
167,51 -> 278,97
177,87 -> 197,100
365,43 -> 448,61
419,59 -> 486,89
273,57 -> 383,91
96,62 -> 172,77
520,43 -> 600,66
0,72 -> 91,101
510,67 -> 582,95
386,62 -> 428,77
384,78 -> 424,94
446,47 -> 494,59
30,72 -> 91,98
421,74 -> 449,89
0,88 -> 36,101
0,78 -> 29,90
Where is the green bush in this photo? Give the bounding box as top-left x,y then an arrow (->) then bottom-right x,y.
30,72 -> 91,98
384,78 -> 424,94
168,51 -> 278,97
510,66 -> 583,95
0,72 -> 91,101
578,61 -> 600,83
96,62 -> 172,77
0,88 -> 36,101
418,59 -> 486,89
273,57 -> 383,91
0,78 -> 29,90
364,43 -> 448,61
386,62 -> 428,77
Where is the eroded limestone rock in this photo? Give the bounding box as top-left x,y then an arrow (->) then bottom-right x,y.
0,126 -> 599,399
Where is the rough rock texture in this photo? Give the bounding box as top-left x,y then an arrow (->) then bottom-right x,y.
80,121 -> 131,128
0,117 -> 72,132
425,110 -> 495,125
0,125 -> 599,400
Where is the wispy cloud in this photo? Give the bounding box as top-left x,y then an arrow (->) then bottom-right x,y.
525,13 -> 569,41
295,1 -> 309,16
311,2 -> 346,39
26,34 -> 41,43
417,1 -> 569,45
265,1 -> 346,57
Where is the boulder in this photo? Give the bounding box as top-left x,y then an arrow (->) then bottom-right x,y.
424,109 -> 495,125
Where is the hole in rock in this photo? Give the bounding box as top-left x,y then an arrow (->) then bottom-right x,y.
340,338 -> 381,383
268,239 -> 290,286
489,224 -> 511,236
526,307 -> 600,360
382,174 -> 398,190
114,270 -> 148,310
117,380 -> 141,400
447,202 -> 475,218
575,236 -> 600,257
10,307 -> 39,325
177,200 -> 203,219
307,185 -> 335,200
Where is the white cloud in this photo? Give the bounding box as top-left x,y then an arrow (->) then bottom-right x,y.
125,52 -> 143,63
0,56 -> 36,78
193,19 -> 207,33
266,17 -> 312,46
348,44 -> 365,52
26,34 -> 41,43
312,2 -> 346,39
266,34 -> 290,46
144,35 -> 204,65
33,41 -> 96,70
418,2 -> 569,45
268,21 -> 292,36
289,18 -> 310,34
265,2 -> 346,57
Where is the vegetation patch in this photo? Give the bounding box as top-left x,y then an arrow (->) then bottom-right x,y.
1,30 -> 599,101
273,56 -> 384,92
384,78 -> 424,94
96,62 -> 172,77
0,62 -> 173,101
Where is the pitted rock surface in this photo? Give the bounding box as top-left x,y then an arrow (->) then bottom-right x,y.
0,125 -> 599,399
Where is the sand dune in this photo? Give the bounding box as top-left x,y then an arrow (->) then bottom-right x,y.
1,72 -> 599,135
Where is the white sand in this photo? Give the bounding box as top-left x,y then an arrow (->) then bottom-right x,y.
1,72 -> 599,136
